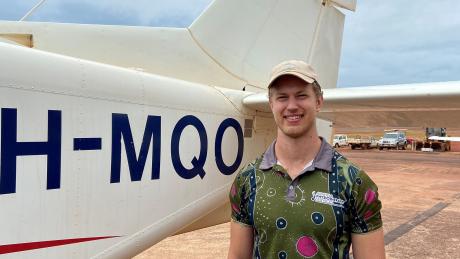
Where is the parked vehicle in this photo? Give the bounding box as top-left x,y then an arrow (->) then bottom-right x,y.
333,134 -> 348,148
378,131 -> 407,150
348,136 -> 378,149
413,128 -> 451,152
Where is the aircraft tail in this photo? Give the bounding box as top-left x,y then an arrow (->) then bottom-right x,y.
189,0 -> 353,90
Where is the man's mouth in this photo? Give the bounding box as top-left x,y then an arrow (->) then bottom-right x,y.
283,114 -> 304,122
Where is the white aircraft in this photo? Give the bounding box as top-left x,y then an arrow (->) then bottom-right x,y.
0,0 -> 459,258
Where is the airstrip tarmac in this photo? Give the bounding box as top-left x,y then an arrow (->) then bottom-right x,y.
136,149 -> 460,259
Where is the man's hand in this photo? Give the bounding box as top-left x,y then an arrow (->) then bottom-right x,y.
227,221 -> 254,259
351,227 -> 386,259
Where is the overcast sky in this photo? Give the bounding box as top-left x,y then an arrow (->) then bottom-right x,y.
1,0 -> 459,87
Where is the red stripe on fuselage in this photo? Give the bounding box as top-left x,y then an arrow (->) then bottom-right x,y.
0,236 -> 120,254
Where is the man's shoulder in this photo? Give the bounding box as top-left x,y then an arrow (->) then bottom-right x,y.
334,151 -> 362,170
333,151 -> 368,185
235,155 -> 264,177
333,150 -> 380,192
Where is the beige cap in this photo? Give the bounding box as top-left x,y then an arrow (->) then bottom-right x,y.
268,60 -> 318,88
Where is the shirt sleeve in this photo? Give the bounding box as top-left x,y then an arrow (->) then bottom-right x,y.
349,166 -> 383,234
229,166 -> 253,227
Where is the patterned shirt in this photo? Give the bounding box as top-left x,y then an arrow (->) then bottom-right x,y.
229,139 -> 382,259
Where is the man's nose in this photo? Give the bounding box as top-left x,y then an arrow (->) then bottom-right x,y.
286,97 -> 298,111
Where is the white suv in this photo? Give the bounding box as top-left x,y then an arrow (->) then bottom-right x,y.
378,131 -> 407,150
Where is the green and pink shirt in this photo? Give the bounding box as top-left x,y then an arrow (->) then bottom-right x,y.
229,139 -> 382,259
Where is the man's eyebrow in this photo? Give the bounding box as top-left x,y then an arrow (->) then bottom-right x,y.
296,89 -> 308,94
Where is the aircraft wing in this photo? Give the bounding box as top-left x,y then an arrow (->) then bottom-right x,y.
242,81 -> 460,128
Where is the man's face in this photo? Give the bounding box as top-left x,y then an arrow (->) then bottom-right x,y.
269,75 -> 323,139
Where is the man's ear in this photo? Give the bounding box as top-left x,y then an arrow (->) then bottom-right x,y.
268,90 -> 274,111
269,97 -> 274,111
316,94 -> 324,112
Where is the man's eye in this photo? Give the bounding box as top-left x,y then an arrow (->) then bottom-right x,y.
277,96 -> 288,100
297,94 -> 308,98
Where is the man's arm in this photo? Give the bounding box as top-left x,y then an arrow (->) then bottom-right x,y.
227,221 -> 254,259
351,227 -> 385,259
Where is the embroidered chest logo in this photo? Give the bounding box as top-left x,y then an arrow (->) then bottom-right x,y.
311,191 -> 345,208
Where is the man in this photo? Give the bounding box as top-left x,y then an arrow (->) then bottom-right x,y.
228,60 -> 385,259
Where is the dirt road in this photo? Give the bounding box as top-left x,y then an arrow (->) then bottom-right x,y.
135,150 -> 460,259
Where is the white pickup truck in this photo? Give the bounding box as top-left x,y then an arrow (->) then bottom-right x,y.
348,136 -> 379,150
333,134 -> 348,148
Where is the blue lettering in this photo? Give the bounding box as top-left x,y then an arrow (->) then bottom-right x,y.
0,108 -> 62,194
110,114 -> 161,183
0,108 -> 244,194
73,138 -> 102,151
215,118 -> 244,175
171,115 -> 207,179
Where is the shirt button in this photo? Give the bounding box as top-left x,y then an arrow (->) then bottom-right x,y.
289,186 -> 294,190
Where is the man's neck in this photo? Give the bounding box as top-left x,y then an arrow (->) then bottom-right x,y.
275,131 -> 322,178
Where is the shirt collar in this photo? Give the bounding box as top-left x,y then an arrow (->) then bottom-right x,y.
259,137 -> 333,173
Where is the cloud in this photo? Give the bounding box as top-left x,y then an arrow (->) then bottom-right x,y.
0,0 -> 212,27
59,0 -> 213,27
0,1 -> 41,21
338,0 -> 460,87
1,0 -> 459,87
